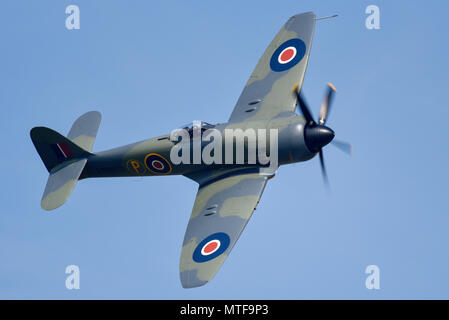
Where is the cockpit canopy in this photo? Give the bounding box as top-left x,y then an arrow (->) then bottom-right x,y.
176,121 -> 216,138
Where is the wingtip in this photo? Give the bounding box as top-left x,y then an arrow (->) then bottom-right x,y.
328,82 -> 337,91
180,269 -> 210,289
181,278 -> 209,289
290,12 -> 316,19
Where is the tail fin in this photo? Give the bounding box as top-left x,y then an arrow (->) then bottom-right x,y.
30,127 -> 90,172
30,111 -> 101,210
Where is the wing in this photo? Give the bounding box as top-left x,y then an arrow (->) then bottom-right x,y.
180,169 -> 273,288
228,12 -> 316,123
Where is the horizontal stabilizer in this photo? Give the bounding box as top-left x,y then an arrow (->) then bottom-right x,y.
41,159 -> 87,210
67,111 -> 101,152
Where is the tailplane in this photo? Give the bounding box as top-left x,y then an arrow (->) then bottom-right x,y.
30,111 -> 101,210
40,158 -> 87,210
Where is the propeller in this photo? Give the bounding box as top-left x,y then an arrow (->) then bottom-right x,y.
319,82 -> 337,125
292,82 -> 352,187
331,139 -> 352,155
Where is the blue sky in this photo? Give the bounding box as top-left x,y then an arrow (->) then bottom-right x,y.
1,0 -> 448,299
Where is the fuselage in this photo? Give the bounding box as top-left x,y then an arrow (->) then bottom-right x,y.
79,113 -> 316,180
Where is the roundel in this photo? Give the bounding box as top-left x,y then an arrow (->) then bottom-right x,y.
270,38 -> 306,72
144,153 -> 172,174
193,232 -> 230,263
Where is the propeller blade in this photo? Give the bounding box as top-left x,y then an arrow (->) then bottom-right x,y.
331,139 -> 353,155
318,82 -> 337,125
319,150 -> 330,188
292,83 -> 315,124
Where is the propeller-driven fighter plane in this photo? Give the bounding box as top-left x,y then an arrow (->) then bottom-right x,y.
31,12 -> 350,288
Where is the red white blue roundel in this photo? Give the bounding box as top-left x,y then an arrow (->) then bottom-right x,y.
144,153 -> 172,174
193,232 -> 230,263
270,38 -> 306,72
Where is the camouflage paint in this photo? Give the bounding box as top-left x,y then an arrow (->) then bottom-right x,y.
30,12 -> 317,288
